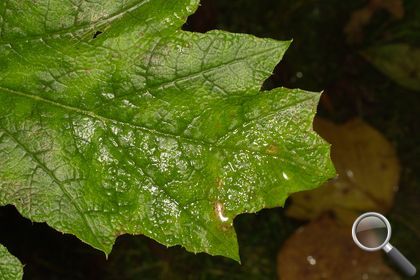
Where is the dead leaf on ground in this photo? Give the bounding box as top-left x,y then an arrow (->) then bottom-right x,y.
344,0 -> 404,44
286,118 -> 399,224
277,217 -> 401,280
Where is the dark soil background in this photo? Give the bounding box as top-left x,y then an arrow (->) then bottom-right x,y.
1,0 -> 419,279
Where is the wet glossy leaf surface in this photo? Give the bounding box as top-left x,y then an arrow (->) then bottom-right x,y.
0,244 -> 23,280
0,0 -> 334,260
287,118 -> 399,224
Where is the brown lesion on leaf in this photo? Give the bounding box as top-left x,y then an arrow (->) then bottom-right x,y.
216,177 -> 223,189
213,201 -> 233,232
266,144 -> 279,155
219,222 -> 232,232
213,201 -> 229,223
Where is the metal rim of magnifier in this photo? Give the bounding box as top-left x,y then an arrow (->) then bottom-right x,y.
352,212 -> 392,252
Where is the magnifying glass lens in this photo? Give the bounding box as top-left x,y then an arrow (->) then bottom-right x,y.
355,216 -> 388,248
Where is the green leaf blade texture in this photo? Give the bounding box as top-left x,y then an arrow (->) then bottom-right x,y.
0,0 -> 335,260
0,244 -> 23,280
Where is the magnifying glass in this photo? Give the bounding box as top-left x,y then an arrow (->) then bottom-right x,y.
352,212 -> 416,277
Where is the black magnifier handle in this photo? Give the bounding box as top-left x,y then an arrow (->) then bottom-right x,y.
385,244 -> 416,277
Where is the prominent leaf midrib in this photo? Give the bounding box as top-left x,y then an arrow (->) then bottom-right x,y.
0,86 -> 315,159
0,126 -> 102,248
3,43 -> 281,102
0,0 -> 150,45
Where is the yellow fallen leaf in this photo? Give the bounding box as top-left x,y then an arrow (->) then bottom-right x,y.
277,217 -> 401,280
286,118 -> 399,224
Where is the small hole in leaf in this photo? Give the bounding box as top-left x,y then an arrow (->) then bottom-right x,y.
92,31 -> 103,39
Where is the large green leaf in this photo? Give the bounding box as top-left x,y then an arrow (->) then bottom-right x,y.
0,0 -> 334,260
0,244 -> 23,280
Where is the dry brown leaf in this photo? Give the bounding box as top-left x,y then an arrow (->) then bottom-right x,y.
277,217 -> 401,280
344,0 -> 404,44
286,118 -> 399,224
